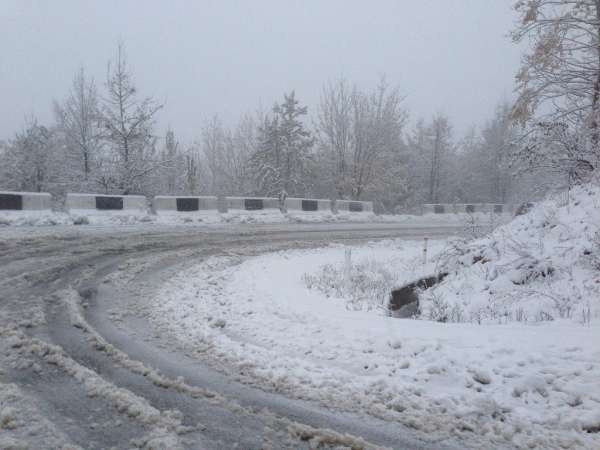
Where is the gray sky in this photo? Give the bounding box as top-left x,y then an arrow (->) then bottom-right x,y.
1,0 -> 521,143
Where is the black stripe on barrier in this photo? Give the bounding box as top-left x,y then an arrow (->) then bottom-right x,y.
95,196 -> 123,210
244,199 -> 263,210
349,201 -> 363,212
0,193 -> 23,210
176,198 -> 199,212
434,205 -> 445,214
302,199 -> 318,211
466,204 -> 475,213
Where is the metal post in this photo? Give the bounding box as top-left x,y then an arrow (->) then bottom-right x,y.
423,237 -> 428,265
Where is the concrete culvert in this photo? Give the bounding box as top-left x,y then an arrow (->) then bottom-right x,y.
389,273 -> 448,318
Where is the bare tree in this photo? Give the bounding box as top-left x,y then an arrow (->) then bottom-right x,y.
518,121 -> 595,186
481,103 -> 516,202
316,79 -> 354,198
406,115 -> 453,204
427,115 -> 452,203
100,42 -> 163,194
163,127 -> 180,194
316,78 -> 408,204
53,67 -> 102,189
512,0 -> 600,168
184,146 -> 202,195
230,113 -> 257,195
200,115 -> 228,195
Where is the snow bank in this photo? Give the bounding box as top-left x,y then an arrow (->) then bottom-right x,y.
0,211 -> 73,227
0,204 -> 511,228
0,209 -> 378,227
149,238 -> 600,449
423,183 -> 600,324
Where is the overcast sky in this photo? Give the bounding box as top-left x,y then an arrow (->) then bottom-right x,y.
1,0 -> 522,143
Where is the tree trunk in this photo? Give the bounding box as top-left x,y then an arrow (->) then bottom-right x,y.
592,0 -> 600,165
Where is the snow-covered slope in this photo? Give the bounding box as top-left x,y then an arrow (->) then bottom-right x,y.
420,183 -> 600,324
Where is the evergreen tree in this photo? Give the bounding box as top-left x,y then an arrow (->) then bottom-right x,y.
250,91 -> 314,196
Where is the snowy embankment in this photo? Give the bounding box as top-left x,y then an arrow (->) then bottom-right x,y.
149,185 -> 600,449
420,184 -> 600,324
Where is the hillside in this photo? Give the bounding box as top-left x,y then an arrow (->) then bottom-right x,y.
419,183 -> 600,325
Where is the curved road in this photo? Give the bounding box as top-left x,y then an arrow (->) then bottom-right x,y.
0,222 -> 461,450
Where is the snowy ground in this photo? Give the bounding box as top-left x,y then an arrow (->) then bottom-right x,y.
149,235 -> 600,449
0,208 -> 511,228
3,186 -> 597,449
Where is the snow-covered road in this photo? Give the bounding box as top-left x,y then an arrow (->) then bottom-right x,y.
0,222 -> 463,450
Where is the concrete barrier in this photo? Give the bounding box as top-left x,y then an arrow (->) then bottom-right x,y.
225,197 -> 280,211
66,193 -> 147,213
335,200 -> 373,213
152,196 -> 218,214
423,203 -> 508,214
423,204 -> 447,214
486,203 -> 504,214
285,197 -> 332,212
463,203 -> 503,213
0,191 -> 52,211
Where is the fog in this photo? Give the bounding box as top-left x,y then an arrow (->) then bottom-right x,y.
1,0 -> 521,142
1,4 -> 599,449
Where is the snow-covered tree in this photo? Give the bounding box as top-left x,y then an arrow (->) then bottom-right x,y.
512,0 -> 600,171
481,103 -> 516,202
446,105 -> 518,204
100,43 -> 163,194
407,115 -> 453,204
184,148 -> 202,195
315,78 -> 408,207
2,119 -> 56,192
229,113 -> 257,195
316,79 -> 354,198
249,91 -> 314,196
519,121 -> 595,187
53,67 -> 102,191
198,113 -> 257,196
427,115 -> 452,203
164,128 -> 179,194
201,115 -> 229,195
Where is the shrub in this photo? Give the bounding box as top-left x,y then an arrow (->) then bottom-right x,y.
303,258 -> 401,312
